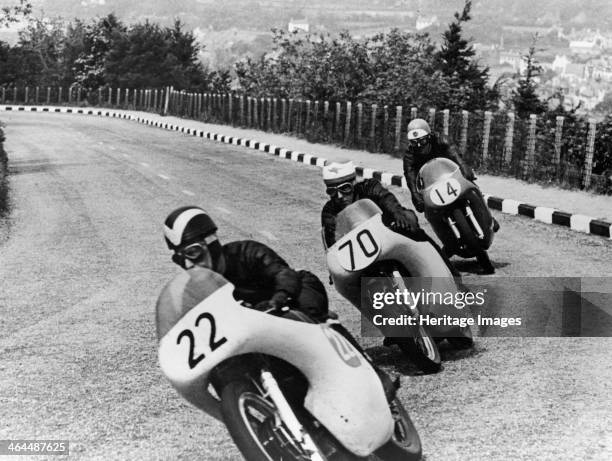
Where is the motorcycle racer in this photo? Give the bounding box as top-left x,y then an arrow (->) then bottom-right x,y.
403,118 -> 499,233
321,160 -> 461,277
162,206 -> 400,400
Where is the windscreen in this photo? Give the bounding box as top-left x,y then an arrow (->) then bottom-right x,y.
156,267 -> 229,339
335,199 -> 382,242
418,157 -> 460,190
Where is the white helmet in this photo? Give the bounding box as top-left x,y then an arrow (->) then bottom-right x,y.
406,118 -> 431,141
322,160 -> 356,185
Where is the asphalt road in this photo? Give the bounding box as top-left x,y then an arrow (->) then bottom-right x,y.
0,112 -> 610,460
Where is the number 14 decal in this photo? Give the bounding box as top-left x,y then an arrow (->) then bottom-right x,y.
177,312 -> 228,369
430,178 -> 462,206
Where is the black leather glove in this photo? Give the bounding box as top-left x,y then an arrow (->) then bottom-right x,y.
393,209 -> 419,233
254,291 -> 291,311
411,195 -> 425,213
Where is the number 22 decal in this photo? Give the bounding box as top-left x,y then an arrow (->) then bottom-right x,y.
176,312 -> 228,369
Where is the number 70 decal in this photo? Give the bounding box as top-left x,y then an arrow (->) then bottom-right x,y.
337,229 -> 381,271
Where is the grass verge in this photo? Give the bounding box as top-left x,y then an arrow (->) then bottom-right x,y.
0,121 -> 9,227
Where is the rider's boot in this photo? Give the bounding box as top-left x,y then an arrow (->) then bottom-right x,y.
492,217 -> 500,233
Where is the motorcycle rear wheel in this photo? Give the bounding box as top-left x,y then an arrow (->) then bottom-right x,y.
220,379 -> 360,461
452,208 -> 495,274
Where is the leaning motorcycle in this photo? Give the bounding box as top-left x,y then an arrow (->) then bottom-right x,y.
417,157 -> 496,274
325,199 -> 473,374
157,267 -> 422,461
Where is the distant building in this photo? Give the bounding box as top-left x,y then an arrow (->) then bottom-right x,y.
415,15 -> 438,31
569,39 -> 600,54
499,50 -> 524,73
552,55 -> 571,75
288,18 -> 309,33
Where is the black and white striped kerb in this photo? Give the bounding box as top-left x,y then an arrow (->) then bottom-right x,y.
2,104 -> 610,239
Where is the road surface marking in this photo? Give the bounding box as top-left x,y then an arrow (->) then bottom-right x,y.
259,230 -> 278,241
140,162 -> 149,167
157,174 -> 170,180
182,190 -> 195,196
215,206 -> 232,215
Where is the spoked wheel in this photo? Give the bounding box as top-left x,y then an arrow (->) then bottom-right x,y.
393,325 -> 442,374
374,398 -> 422,461
387,269 -> 441,374
221,380 -> 358,461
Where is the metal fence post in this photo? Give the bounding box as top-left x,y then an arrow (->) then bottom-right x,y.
356,103 -> 363,144
503,112 -> 515,166
523,114 -> 537,178
460,110 -> 469,156
482,111 -> 492,162
344,101 -> 352,145
583,119 -> 597,189
335,102 -> 342,141
394,106 -> 403,151
428,108 -> 436,127
553,115 -> 564,172
370,104 -> 377,151
442,109 -> 450,142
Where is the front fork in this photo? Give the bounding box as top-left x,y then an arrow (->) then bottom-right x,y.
447,205 -> 485,240
260,370 -> 325,461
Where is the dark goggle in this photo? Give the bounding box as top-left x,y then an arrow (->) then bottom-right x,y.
177,235 -> 217,261
326,182 -> 354,197
409,135 -> 431,149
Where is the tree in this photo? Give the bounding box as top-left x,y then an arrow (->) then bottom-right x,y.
0,0 -> 31,28
73,14 -> 125,89
234,28 -> 453,107
362,30 -> 451,108
513,35 -> 546,117
435,0 -> 493,110
13,16 -> 67,86
103,20 -> 213,90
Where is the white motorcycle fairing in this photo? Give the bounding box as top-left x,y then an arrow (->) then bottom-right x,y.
326,200 -> 463,337
157,267 -> 393,457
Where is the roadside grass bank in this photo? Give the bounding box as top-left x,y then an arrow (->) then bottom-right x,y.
0,121 -> 10,241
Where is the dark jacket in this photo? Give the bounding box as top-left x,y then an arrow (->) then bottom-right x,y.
403,135 -> 474,197
321,178 -> 409,247
222,240 -> 301,306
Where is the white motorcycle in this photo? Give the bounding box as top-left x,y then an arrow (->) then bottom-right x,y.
325,199 -> 473,374
157,267 -> 422,460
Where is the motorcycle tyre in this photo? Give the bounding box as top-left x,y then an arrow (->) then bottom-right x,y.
394,330 -> 442,374
446,325 -> 474,350
373,398 -> 422,461
452,208 -> 495,274
220,379 -> 361,461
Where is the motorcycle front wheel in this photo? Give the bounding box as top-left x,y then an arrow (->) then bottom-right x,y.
394,327 -> 442,374
220,379 -> 360,461
374,398 -> 422,461
452,208 -> 495,274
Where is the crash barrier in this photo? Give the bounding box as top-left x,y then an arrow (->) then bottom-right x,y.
1,104 -> 610,240
1,85 -> 611,194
